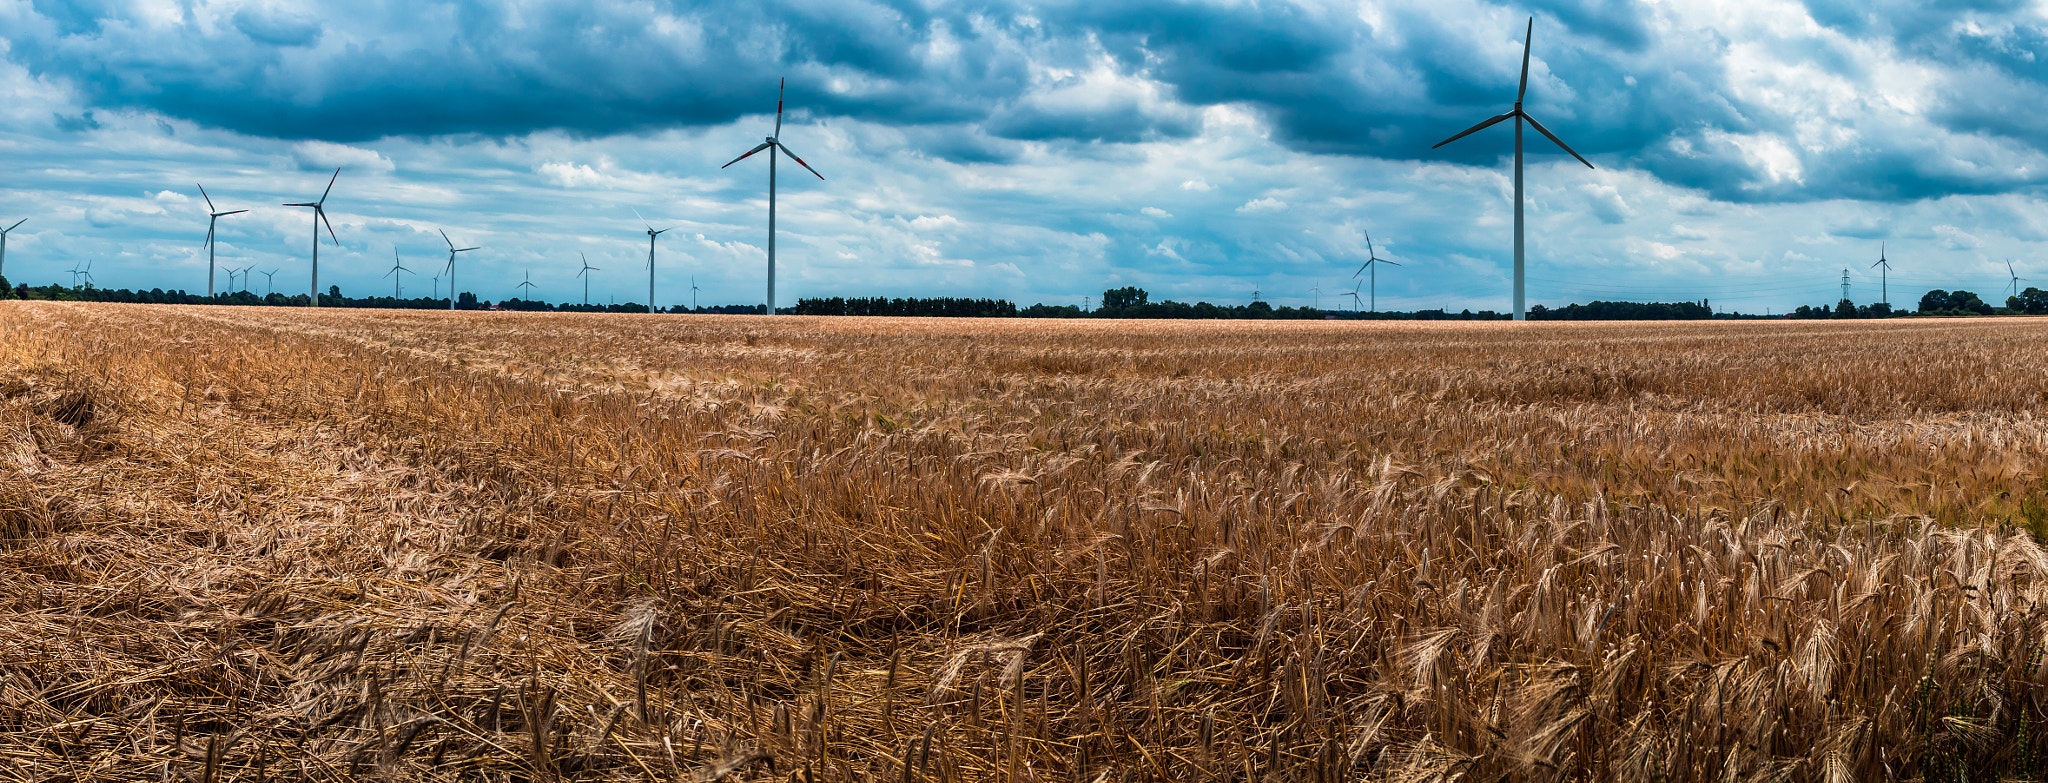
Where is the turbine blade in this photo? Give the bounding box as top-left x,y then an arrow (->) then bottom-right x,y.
319,208 -> 339,245
3,218 -> 22,233
318,167 -> 340,204
457,247 -> 480,252
1383,260 -> 1402,266
204,224 -> 214,248
284,202 -> 315,207
222,209 -> 248,216
775,76 -> 785,138
440,228 -> 454,249
1518,17 -> 1533,104
198,183 -> 217,212
1351,262 -> 1369,278
777,143 -> 826,180
1432,111 -> 1516,149
1523,113 -> 1595,169
721,142 -> 774,168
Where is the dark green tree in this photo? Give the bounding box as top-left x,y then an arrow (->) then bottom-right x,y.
1100,287 -> 1148,310
1920,289 -> 1950,314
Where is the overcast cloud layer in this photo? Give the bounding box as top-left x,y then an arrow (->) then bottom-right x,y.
3,0 -> 2047,313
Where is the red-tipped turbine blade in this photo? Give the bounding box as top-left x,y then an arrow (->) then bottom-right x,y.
777,143 -> 825,180
1517,18 -> 1533,104
1523,112 -> 1595,169
721,142 -> 774,168
222,209 -> 248,217
775,77 -> 785,137
198,183 -> 216,212
319,208 -> 339,245
319,168 -> 340,204
1432,111 -> 1515,149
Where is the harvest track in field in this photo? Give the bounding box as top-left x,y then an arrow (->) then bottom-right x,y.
4,301 -> 2048,780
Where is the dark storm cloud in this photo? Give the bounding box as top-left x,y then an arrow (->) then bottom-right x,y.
9,0 -> 2048,204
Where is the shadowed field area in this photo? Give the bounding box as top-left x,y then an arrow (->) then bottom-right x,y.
4,302 -> 2048,781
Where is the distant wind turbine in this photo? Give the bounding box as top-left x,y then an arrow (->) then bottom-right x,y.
385,251 -> 413,299
515,269 -> 536,300
68,260 -> 86,288
1870,244 -> 1891,306
691,276 -> 701,311
1432,18 -> 1594,321
198,184 -> 247,298
262,268 -> 278,298
283,168 -> 341,307
1351,230 -> 1401,313
2008,260 -> 2026,298
634,209 -> 671,314
440,230 -> 479,310
1311,281 -> 1323,310
431,274 -> 440,301
577,254 -> 599,306
0,217 -> 25,280
721,77 -> 825,315
1345,282 -> 1364,312
236,265 -> 254,293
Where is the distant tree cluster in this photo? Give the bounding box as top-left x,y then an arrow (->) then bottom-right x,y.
1526,301 -> 1714,320
793,297 -> 1018,317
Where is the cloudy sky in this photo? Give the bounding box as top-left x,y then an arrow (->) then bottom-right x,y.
2,0 -> 2046,313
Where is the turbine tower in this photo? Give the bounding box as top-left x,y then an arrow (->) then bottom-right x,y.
516,269 -> 537,300
440,229 -> 480,310
1345,282 -> 1364,312
2008,260 -> 2026,299
1432,18 -> 1594,321
577,254 -> 600,307
691,276 -> 701,311
384,250 -> 413,299
721,77 -> 825,315
634,210 -> 671,314
1351,230 -> 1401,313
1870,243 -> 1891,306
283,168 -> 340,307
198,184 -> 247,298
262,269 -> 278,298
0,217 -> 25,279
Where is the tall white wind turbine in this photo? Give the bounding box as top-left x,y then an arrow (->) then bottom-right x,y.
198,184 -> 247,298
1870,244 -> 1891,306
440,229 -> 480,310
2008,260 -> 2026,299
1432,18 -> 1594,321
284,168 -> 341,307
0,218 -> 25,280
634,210 -> 671,314
385,250 -> 413,298
1351,230 -> 1401,313
577,254 -> 599,307
720,78 -> 825,315
516,269 -> 536,300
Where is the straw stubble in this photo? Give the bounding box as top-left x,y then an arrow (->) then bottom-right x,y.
3,302 -> 2048,780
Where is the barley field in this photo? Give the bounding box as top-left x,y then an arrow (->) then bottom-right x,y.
4,301 -> 2048,781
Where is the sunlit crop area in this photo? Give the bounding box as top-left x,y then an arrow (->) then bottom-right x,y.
5,302 -> 2048,781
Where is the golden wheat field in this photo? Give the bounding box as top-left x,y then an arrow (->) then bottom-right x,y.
6,301 -> 2048,782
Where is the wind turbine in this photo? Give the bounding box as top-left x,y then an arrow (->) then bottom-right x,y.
691,276 -> 701,311
283,168 -> 341,307
79,260 -> 95,289
1870,244 -> 1891,306
236,265 -> 254,293
440,229 -> 479,310
262,269 -> 278,298
1432,18 -> 1594,321
1351,230 -> 1401,313
384,250 -> 413,299
515,269 -> 536,300
197,184 -> 247,298
577,253 -> 599,307
0,217 -> 25,279
634,209 -> 671,314
68,260 -> 85,288
1311,281 -> 1323,310
431,274 -> 440,301
1345,282 -> 1364,312
720,77 -> 825,315
2008,260 -> 2026,299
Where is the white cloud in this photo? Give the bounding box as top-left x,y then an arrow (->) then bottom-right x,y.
1236,197 -> 1287,214
291,141 -> 395,173
539,161 -> 607,188
1140,206 -> 1171,218
1181,179 -> 1212,192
